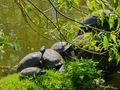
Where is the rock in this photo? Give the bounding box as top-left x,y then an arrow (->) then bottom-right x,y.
17,51 -> 42,72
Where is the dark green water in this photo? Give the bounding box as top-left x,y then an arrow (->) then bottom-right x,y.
0,0 -> 55,77
0,0 -> 87,77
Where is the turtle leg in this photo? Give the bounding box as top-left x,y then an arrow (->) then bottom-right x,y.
59,64 -> 66,72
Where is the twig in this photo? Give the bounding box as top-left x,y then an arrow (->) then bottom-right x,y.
16,1 -> 54,41
27,0 -> 67,41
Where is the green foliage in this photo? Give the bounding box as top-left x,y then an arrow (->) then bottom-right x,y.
34,70 -> 73,90
87,0 -> 97,12
66,59 -> 104,90
0,74 -> 37,90
114,0 -> 119,9
0,32 -> 19,52
0,32 -> 8,46
0,59 -> 104,90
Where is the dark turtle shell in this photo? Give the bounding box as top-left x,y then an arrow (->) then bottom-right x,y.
81,15 -> 98,26
51,41 -> 72,53
19,67 -> 42,78
17,51 -> 42,72
42,49 -> 64,68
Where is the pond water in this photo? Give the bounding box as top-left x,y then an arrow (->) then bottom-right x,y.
0,0 -> 56,77
0,0 -> 88,77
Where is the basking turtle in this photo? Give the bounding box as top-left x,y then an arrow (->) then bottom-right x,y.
42,49 -> 65,72
51,41 -> 73,53
51,41 -> 73,57
78,15 -> 99,35
81,15 -> 98,26
19,67 -> 44,78
78,9 -> 118,35
17,47 -> 46,72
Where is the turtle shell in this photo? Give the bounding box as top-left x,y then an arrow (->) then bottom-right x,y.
17,51 -> 42,72
51,41 -> 72,53
81,15 -> 98,27
42,49 -> 64,68
19,67 -> 42,78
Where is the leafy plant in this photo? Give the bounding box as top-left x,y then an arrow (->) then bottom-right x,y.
66,59 -> 104,90
0,59 -> 104,90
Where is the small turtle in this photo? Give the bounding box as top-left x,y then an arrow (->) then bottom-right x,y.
81,15 -> 98,26
78,15 -> 99,35
42,49 -> 65,72
51,41 -> 73,52
19,67 -> 44,78
51,41 -> 73,57
17,46 -> 46,72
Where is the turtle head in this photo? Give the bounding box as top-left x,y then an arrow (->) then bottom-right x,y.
40,46 -> 46,54
92,15 -> 98,19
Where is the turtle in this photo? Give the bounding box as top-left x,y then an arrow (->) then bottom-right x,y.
17,46 -> 46,72
51,41 -> 73,58
78,14 -> 99,35
41,48 -> 65,72
19,67 -> 44,78
81,15 -> 98,27
78,9 -> 118,35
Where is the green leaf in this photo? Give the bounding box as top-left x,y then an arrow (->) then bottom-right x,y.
74,0 -> 79,6
100,1 -> 105,10
115,52 -> 120,64
114,0 -> 119,9
66,0 -> 73,10
108,16 -> 114,29
25,5 -> 32,13
10,43 -> 18,51
110,34 -> 117,45
108,49 -> 114,62
103,35 -> 109,50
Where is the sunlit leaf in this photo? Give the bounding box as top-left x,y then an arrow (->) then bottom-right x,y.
110,34 -> 117,45
74,0 -> 79,6
103,35 -> 109,50
100,0 -> 105,9
87,0 -> 97,11
108,16 -> 114,29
